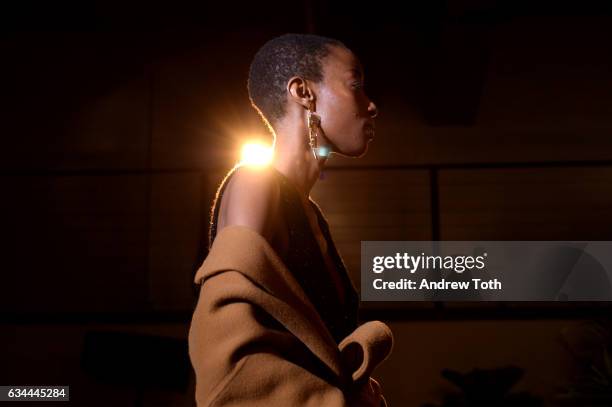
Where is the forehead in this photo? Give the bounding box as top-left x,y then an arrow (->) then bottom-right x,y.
320,45 -> 362,79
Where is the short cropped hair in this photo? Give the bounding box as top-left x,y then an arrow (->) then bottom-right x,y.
247,33 -> 345,131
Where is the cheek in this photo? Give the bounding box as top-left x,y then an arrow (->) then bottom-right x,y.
317,90 -> 361,137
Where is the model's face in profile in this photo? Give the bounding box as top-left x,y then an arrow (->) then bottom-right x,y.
314,45 -> 378,157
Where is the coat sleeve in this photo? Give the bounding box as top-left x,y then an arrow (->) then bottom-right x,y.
188,270 -> 386,407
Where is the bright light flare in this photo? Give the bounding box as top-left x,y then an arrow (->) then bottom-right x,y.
240,141 -> 274,166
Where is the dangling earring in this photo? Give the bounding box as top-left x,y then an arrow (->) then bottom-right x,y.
306,105 -> 330,160
306,106 -> 320,160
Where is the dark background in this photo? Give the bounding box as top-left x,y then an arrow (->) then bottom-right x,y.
2,1 -> 612,405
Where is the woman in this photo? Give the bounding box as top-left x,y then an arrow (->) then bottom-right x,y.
189,33 -> 393,406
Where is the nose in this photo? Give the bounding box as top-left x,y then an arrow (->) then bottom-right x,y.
367,100 -> 378,119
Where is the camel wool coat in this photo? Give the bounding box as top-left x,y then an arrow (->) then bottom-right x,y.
188,225 -> 393,406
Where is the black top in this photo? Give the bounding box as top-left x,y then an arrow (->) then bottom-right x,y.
208,165 -> 359,344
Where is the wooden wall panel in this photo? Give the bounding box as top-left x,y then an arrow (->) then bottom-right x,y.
439,167 -> 612,240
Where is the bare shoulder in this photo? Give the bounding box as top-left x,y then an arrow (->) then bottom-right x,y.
216,165 -> 281,241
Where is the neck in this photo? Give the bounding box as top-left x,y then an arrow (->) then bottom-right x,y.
271,121 -> 328,199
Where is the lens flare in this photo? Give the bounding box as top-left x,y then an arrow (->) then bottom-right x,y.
240,142 -> 274,166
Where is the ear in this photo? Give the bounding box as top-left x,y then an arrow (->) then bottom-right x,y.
286,76 -> 316,110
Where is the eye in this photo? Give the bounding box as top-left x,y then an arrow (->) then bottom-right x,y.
351,81 -> 364,90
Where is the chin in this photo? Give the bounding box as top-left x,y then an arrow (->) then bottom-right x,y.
328,131 -> 373,158
355,143 -> 370,158
334,142 -> 370,158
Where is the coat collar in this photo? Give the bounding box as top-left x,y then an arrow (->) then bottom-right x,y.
194,225 -> 344,378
